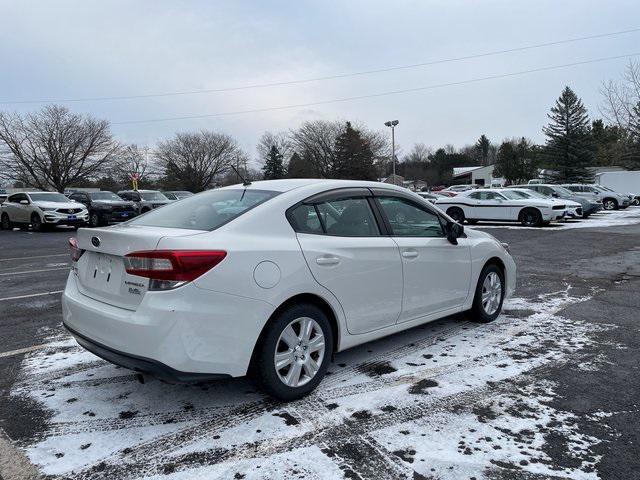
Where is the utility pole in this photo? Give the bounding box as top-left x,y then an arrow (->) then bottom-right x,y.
384,120 -> 399,185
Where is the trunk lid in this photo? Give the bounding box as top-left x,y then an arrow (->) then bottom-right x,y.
74,224 -> 205,310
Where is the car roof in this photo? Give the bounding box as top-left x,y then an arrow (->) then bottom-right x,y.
219,179 -> 412,195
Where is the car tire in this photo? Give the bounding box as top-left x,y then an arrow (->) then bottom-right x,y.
446,207 -> 465,224
253,303 -> 333,401
602,198 -> 618,210
1,213 -> 11,230
470,264 -> 505,323
89,211 -> 101,228
519,208 -> 542,227
31,213 -> 44,232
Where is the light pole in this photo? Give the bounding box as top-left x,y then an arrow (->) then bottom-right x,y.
384,120 -> 399,185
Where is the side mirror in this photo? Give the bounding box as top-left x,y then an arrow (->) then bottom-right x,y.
445,220 -> 464,245
20,200 -> 29,205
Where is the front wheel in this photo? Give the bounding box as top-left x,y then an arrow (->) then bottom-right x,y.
520,208 -> 542,227
31,213 -> 44,232
89,211 -> 101,228
253,304 -> 333,401
602,198 -> 618,210
470,264 -> 505,323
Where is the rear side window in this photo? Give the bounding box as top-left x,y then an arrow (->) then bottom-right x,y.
289,197 -> 380,237
288,204 -> 323,234
129,189 -> 279,231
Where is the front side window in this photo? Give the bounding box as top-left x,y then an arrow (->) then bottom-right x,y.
9,194 -> 26,203
378,197 -> 444,237
129,188 -> 279,231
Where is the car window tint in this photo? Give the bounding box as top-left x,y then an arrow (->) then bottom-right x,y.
468,192 -> 481,199
378,197 -> 443,237
289,204 -> 323,234
316,198 -> 379,236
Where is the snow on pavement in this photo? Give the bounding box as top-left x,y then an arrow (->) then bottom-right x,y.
8,284 -> 616,480
475,205 -> 640,230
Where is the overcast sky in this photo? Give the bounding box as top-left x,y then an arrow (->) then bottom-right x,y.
1,0 -> 639,163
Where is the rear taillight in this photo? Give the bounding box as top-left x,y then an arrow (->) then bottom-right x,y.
69,237 -> 84,262
124,250 -> 227,285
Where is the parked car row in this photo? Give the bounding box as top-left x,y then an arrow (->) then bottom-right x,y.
0,189 -> 193,231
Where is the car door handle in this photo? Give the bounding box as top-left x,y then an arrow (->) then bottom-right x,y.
316,255 -> 340,266
402,250 -> 419,259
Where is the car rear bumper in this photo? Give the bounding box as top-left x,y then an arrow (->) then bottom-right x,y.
62,273 -> 274,378
64,323 -> 230,383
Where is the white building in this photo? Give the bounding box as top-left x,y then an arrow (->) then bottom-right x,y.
452,165 -> 504,187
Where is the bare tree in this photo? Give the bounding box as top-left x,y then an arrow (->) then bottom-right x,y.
403,143 -> 432,163
256,131 -> 292,165
290,120 -> 389,178
0,105 -> 119,192
155,130 -> 239,192
112,144 -> 155,188
600,60 -> 640,130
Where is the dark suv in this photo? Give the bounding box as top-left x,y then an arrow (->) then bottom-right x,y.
69,191 -> 138,227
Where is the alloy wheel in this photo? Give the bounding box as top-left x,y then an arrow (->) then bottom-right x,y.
274,317 -> 325,388
90,213 -> 100,227
603,199 -> 616,210
481,272 -> 502,315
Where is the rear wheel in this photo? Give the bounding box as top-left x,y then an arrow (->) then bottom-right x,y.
470,264 -> 505,323
1,213 -> 11,230
602,198 -> 618,210
446,207 -> 465,224
253,303 -> 333,401
519,208 -> 542,227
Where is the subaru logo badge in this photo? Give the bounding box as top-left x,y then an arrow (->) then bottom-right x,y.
91,236 -> 101,247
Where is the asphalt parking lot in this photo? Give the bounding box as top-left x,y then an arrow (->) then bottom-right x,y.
1,209 -> 640,480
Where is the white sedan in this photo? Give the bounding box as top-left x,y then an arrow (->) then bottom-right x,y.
62,179 -> 515,400
435,188 -> 573,227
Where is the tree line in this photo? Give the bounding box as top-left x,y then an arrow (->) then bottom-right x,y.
1,61 -> 639,193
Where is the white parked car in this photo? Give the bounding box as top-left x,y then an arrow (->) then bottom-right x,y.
435,188 -> 570,227
0,191 -> 89,231
505,188 -> 583,219
62,180 -> 515,400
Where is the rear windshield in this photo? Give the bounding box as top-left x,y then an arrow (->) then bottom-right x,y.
128,189 -> 279,230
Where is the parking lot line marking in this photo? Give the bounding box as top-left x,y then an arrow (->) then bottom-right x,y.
0,267 -> 69,276
0,290 -> 64,302
0,253 -> 67,262
0,344 -> 50,359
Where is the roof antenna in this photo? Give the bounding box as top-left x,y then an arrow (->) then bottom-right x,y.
230,164 -> 251,187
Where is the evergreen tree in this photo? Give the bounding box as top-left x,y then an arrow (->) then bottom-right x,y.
332,122 -> 376,180
475,134 -> 491,165
287,151 -> 317,178
262,145 -> 285,180
493,138 -> 538,185
542,86 -> 595,183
